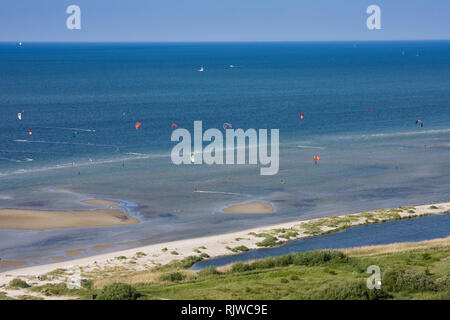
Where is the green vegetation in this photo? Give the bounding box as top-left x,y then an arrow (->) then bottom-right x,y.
135,252 -> 147,258
129,247 -> 450,300
429,205 -> 439,210
159,272 -> 186,282
170,251 -> 179,255
97,283 -> 139,300
20,242 -> 450,300
256,236 -> 278,247
0,292 -> 14,300
227,245 -> 250,253
46,268 -> 67,276
8,278 -> 30,289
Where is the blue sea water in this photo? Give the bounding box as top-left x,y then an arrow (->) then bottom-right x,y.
0,41 -> 449,264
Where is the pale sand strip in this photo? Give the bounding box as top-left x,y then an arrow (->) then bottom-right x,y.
223,201 -> 274,214
1,202 -> 449,293
0,208 -> 139,231
342,236 -> 450,257
82,199 -> 120,207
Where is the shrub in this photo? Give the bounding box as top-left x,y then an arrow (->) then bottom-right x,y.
9,278 -> 30,289
179,255 -> 204,269
256,236 -> 278,247
250,258 -> 275,270
290,275 -> 299,281
230,245 -> 249,253
198,266 -> 221,277
230,262 -> 253,273
309,281 -> 391,300
274,254 -> 293,267
429,205 -> 439,210
97,283 -> 138,300
160,272 -> 185,282
435,276 -> 450,291
280,278 -> 289,283
382,269 -> 436,292
292,250 -> 348,266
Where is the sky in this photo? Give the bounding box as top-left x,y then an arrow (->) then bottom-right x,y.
0,0 -> 449,42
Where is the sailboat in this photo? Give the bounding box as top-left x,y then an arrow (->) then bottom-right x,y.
198,65 -> 204,72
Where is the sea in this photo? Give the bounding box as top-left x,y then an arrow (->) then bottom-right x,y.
0,41 -> 449,265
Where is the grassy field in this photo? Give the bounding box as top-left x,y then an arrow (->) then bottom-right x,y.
18,237 -> 449,300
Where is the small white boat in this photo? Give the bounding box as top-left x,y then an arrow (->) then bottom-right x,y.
198,65 -> 204,72
190,152 -> 195,163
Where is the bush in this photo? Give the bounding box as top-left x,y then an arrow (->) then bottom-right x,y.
97,283 -> 138,300
230,262 -> 253,273
435,276 -> 450,291
309,281 -> 391,300
160,272 -> 185,282
9,278 -> 30,289
274,254 -> 293,267
230,245 -> 249,253
256,236 -> 278,247
198,266 -> 221,277
179,255 -> 204,269
382,269 -> 436,292
292,250 -> 348,266
250,258 -> 275,270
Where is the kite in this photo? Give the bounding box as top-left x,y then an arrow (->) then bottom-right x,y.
17,112 -> 22,120
28,129 -> 32,136
300,113 -> 304,120
416,120 -> 423,127
314,155 -> 320,165
135,122 -> 142,130
223,122 -> 232,131
171,123 -> 178,129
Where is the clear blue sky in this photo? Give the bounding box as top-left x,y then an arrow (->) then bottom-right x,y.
1,0 -> 449,42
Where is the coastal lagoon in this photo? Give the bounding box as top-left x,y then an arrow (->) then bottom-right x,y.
0,41 -> 449,264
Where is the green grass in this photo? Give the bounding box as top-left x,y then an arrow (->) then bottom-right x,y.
24,245 -> 450,300
131,247 -> 450,300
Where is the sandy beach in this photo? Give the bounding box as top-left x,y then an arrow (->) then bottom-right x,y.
0,201 -> 449,299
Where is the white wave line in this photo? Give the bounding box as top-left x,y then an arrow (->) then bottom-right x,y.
34,126 -> 96,132
13,139 -> 119,151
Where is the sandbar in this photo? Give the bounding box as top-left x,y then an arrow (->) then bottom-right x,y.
223,201 -> 274,214
0,208 -> 139,231
82,199 -> 120,207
